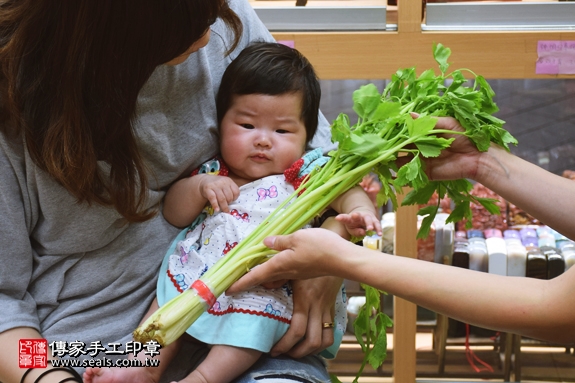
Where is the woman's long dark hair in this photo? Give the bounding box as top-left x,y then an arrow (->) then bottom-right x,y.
0,0 -> 242,221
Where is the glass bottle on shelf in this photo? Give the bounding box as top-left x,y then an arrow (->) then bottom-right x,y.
553,230 -> 571,250
520,227 -> 538,248
540,245 -> 565,279
525,246 -> 547,280
467,229 -> 488,272
380,212 -> 395,254
537,225 -> 554,239
503,229 -> 521,245
538,236 -> 556,249
452,231 -> 469,269
504,230 -> 527,277
485,229 -> 507,276
558,241 -> 575,271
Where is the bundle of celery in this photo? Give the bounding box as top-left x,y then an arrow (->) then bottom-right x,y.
133,44 -> 516,372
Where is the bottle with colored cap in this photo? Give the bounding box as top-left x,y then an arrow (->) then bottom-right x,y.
553,230 -> 571,250
506,235 -> 527,277
380,212 -> 395,254
485,229 -> 507,276
526,246 -> 547,280
506,246 -> 527,277
538,236 -> 556,249
537,226 -> 554,239
467,230 -> 488,272
434,214 -> 454,265
540,246 -> 565,279
520,227 -> 538,248
452,232 -> 469,269
503,229 -> 520,240
559,241 -> 575,271
503,230 -> 522,246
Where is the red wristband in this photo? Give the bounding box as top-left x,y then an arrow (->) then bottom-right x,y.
191,280 -> 216,308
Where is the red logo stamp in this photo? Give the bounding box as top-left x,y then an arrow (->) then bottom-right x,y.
19,339 -> 48,368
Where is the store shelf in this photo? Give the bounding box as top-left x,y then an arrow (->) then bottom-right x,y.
250,0 -> 390,31
328,332 -> 575,381
424,2 -> 575,31
247,1 -> 575,381
258,0 -> 575,79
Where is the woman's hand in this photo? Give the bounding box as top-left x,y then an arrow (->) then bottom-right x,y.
228,229 -> 347,292
400,116 -> 484,182
227,229 -> 352,357
270,276 -> 342,358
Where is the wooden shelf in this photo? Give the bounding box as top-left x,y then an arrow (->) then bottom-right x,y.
249,0 -> 575,80
248,1 -> 575,382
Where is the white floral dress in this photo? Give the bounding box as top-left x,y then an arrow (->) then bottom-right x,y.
156,152 -> 347,357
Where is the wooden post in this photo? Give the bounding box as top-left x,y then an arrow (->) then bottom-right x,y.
393,188 -> 419,383
398,0 -> 422,33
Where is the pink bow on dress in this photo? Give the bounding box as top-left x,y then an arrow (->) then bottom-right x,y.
257,185 -> 278,201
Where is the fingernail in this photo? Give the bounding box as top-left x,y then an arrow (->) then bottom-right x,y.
263,236 -> 276,248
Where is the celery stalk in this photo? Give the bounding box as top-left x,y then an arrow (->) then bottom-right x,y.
133,44 -> 516,366
133,133 -> 415,346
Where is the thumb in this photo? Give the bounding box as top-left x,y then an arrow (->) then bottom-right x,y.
227,260 -> 271,294
263,235 -> 291,251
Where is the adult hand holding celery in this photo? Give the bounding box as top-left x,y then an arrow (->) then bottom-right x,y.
134,43 -> 517,368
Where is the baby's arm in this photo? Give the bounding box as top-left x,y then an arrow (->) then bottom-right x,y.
330,186 -> 382,237
163,174 -> 239,228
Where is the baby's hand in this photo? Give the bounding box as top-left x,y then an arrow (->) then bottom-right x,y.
335,210 -> 382,238
197,175 -> 240,213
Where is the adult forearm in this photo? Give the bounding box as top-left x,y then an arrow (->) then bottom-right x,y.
233,227 -> 575,344
330,242 -> 575,344
0,328 -> 76,383
475,145 -> 575,240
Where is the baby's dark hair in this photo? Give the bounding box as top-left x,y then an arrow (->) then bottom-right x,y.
216,42 -> 321,143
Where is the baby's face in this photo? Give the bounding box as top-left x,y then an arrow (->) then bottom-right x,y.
220,92 -> 307,183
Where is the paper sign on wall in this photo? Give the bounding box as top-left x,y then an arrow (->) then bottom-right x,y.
277,40 -> 295,48
536,41 -> 575,75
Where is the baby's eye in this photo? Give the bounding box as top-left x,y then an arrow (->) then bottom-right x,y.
276,129 -> 289,134
241,124 -> 255,129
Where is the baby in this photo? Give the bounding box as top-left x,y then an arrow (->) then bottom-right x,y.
85,42 -> 381,383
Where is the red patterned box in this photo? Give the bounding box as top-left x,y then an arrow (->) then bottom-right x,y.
19,339 -> 48,368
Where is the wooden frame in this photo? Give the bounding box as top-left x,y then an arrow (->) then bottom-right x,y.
265,1 -> 575,382
268,1 -> 575,80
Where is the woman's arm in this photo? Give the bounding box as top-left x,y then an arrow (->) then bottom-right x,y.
0,144 -> 71,383
0,328 -> 79,383
423,116 -> 575,240
229,228 -> 575,344
473,144 -> 575,240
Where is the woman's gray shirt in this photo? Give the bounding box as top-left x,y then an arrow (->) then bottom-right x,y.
0,0 -> 332,358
